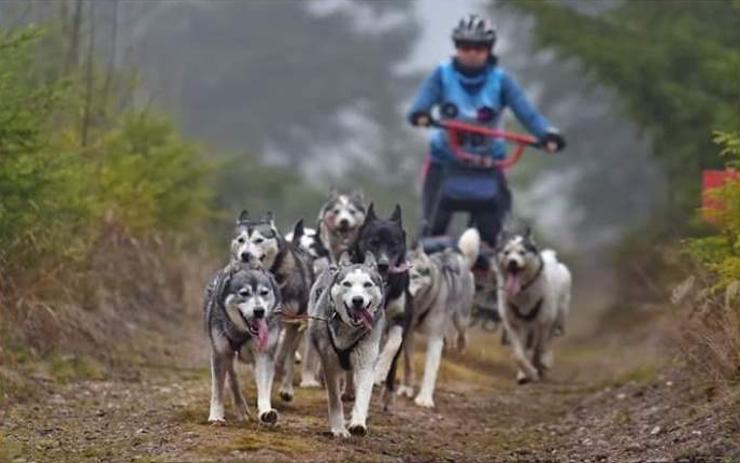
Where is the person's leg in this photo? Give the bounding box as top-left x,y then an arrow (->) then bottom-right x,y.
472,172 -> 511,248
421,161 -> 446,237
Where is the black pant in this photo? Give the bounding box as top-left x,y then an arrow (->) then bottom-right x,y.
420,162 -> 510,247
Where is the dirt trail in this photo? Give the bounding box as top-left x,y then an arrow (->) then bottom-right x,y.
1,313 -> 737,463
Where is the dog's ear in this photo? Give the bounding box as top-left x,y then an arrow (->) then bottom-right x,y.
291,219 -> 305,245
339,251 -> 352,266
364,250 -> 377,268
390,204 -> 403,228
266,270 -> 282,311
328,185 -> 338,199
365,203 -> 377,223
215,263 -> 239,306
524,225 -> 536,246
351,189 -> 365,205
237,210 -> 249,224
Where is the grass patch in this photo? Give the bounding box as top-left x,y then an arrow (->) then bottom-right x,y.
0,431 -> 22,462
611,364 -> 659,387
199,428 -> 318,458
48,354 -> 106,383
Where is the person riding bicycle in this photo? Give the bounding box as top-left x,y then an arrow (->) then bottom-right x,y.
408,14 -> 566,248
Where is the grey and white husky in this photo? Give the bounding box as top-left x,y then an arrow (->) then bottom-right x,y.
232,210 -> 314,402
318,188 -> 367,263
204,262 -> 282,424
307,253 -> 385,437
298,188 -> 367,388
494,231 -> 571,384
400,228 -> 480,407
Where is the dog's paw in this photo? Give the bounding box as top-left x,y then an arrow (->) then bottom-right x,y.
299,378 -> 321,388
208,417 -> 226,426
414,395 -> 435,408
516,370 -> 538,385
396,384 -> 414,398
340,391 -> 355,402
348,423 -> 367,437
259,409 -> 278,425
279,390 -> 294,402
331,427 -> 351,438
294,351 -> 302,364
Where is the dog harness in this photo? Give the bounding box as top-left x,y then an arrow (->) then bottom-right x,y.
326,313 -> 372,371
506,256 -> 545,322
509,297 -> 543,322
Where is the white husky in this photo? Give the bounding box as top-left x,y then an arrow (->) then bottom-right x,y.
494,231 -> 571,384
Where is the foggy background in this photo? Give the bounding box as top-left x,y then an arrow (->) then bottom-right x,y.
1,0 -> 668,327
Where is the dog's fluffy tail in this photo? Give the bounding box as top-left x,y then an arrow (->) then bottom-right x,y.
458,228 -> 480,269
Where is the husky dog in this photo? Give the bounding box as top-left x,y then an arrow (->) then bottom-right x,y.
233,210 -> 314,401
285,226 -> 330,274
494,230 -> 571,384
318,188 -> 367,263
308,253 -> 385,437
204,262 -> 282,424
400,228 -> 480,407
350,203 -> 412,404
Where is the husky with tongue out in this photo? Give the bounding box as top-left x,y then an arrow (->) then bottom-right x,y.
495,230 -> 572,384
204,262 -> 282,425
308,252 -> 385,438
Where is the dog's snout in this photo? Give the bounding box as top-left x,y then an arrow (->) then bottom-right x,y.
351,296 -> 364,308
506,260 -> 520,272
240,252 -> 251,263
339,218 -> 350,228
253,307 -> 265,319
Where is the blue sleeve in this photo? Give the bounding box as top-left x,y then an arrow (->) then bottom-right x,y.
406,66 -> 444,124
501,72 -> 554,140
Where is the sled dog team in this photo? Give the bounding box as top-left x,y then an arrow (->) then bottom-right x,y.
203,188 -> 571,437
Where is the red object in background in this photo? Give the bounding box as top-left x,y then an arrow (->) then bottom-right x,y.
702,168 -> 738,223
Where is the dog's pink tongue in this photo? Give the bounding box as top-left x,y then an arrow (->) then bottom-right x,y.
505,273 -> 522,298
359,309 -> 374,330
255,319 -> 269,352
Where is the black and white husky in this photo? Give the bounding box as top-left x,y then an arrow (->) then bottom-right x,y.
204,262 -> 282,425
350,203 -> 412,405
232,210 -> 314,401
307,253 -> 385,437
494,231 -> 571,384
400,228 -> 480,407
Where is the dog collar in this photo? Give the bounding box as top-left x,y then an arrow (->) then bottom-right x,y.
389,261 -> 412,274
519,256 -> 544,293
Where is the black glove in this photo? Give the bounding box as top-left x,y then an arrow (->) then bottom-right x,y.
410,111 -> 432,127
542,131 -> 566,152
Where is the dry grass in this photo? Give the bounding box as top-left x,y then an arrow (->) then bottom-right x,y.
674,276 -> 740,383
0,224 -> 215,400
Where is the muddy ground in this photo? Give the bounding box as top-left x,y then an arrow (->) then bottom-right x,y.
1,309 -> 738,463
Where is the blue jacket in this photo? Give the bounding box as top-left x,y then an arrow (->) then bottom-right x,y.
408,59 -> 555,165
